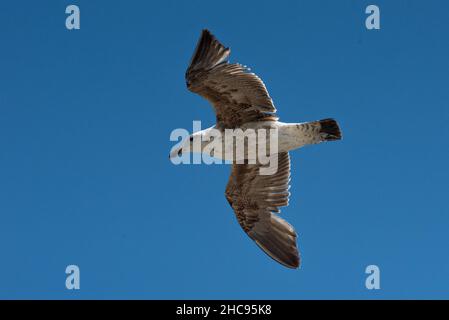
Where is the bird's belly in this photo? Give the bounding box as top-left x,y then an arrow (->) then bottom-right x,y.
203,123 -> 291,162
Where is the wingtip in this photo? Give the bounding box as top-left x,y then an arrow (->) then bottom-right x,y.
199,29 -> 228,50
273,255 -> 300,269
253,233 -> 301,270
187,28 -> 230,77
199,29 -> 214,41
289,256 -> 301,269
278,250 -> 300,269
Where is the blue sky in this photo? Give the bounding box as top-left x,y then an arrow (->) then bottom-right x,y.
1,0 -> 448,299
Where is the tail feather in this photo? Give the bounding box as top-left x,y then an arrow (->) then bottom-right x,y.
317,118 -> 342,141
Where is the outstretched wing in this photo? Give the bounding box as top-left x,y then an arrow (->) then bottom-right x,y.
186,29 -> 278,128
225,152 -> 300,269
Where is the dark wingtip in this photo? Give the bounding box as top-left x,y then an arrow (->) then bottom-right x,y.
186,29 -> 230,83
284,255 -> 301,269
201,28 -> 211,35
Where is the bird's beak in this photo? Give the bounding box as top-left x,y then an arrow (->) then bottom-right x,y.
169,149 -> 182,160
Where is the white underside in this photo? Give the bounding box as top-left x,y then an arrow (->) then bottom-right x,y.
194,121 -> 317,162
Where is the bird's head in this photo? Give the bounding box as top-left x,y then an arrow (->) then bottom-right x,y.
169,132 -> 204,160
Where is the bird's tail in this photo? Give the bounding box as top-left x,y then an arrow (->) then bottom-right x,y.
290,118 -> 342,148
315,118 -> 342,142
281,119 -> 342,150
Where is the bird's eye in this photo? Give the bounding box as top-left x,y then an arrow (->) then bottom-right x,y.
190,136 -> 194,142
178,149 -> 182,157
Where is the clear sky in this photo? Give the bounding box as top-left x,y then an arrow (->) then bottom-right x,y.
1,0 -> 448,299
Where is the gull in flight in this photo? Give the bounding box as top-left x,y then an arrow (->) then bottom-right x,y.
171,30 -> 342,269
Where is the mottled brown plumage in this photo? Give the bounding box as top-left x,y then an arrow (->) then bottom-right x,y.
225,153 -> 299,268
186,29 -> 278,129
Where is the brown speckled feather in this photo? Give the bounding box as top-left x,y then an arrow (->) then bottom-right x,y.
225,152 -> 300,269
186,29 -> 278,128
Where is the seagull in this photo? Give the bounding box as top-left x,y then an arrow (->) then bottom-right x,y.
171,30 -> 342,269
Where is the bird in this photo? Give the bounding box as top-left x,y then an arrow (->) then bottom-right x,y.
170,29 -> 342,269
